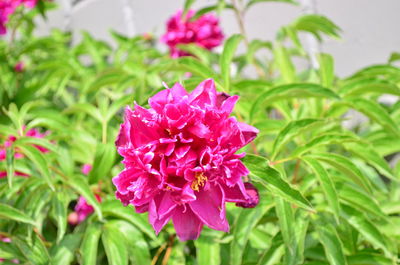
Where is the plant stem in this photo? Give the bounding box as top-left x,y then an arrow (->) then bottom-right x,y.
231,0 -> 266,78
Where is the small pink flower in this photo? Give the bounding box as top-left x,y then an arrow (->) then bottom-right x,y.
14,61 -> 24,72
113,79 -> 258,241
81,164 -> 92,175
68,194 -> 102,225
161,10 -> 224,58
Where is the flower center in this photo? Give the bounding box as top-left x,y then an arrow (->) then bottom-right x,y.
191,172 -> 207,191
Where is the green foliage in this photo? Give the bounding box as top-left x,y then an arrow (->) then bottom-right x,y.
0,1 -> 399,265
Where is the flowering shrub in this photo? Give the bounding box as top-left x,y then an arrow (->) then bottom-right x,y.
0,0 -> 400,264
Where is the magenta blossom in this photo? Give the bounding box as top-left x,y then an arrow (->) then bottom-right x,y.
68,194 -> 102,225
0,0 -> 37,35
81,164 -> 92,175
113,79 -> 258,241
14,61 -> 24,72
0,127 -> 49,178
161,10 -> 224,58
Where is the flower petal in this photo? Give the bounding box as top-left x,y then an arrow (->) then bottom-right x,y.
172,205 -> 203,241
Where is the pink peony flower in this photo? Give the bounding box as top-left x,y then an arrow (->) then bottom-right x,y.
0,0 -> 37,35
0,127 -> 49,178
113,79 -> 258,241
81,164 -> 92,175
68,194 -> 102,225
161,10 -> 224,58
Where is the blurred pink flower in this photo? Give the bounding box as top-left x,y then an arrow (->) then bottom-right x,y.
0,0 -> 37,35
14,61 -> 24,72
0,127 -> 49,178
161,10 -> 224,58
81,164 -> 92,175
68,194 -> 102,225
113,79 -> 258,241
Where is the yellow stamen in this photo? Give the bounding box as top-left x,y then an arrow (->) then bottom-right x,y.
191,172 -> 207,191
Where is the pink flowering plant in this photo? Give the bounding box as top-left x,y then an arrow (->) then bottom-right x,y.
0,0 -> 400,264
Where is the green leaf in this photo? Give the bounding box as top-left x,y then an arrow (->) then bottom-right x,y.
346,98 -> 400,137
292,133 -> 357,157
88,143 -> 116,184
344,142 -> 396,181
257,233 -> 285,265
196,234 -> 221,265
316,222 -> 347,265
340,78 -> 400,97
51,233 -> 83,265
303,157 -> 340,220
292,14 -> 341,40
347,253 -> 393,265
81,222 -> 102,265
5,146 -> 15,188
250,83 -> 339,122
230,203 -> 269,265
246,0 -> 298,9
318,53 -> 335,88
64,103 -> 103,123
271,118 -> 324,159
102,223 -> 129,265
101,200 -> 156,240
176,57 -> 222,88
273,43 -> 296,83
341,205 -> 392,257
67,175 -> 102,220
220,34 -> 243,89
338,184 -> 386,219
107,220 -> 151,265
14,144 -> 55,190
14,233 -> 50,265
242,154 -> 313,211
309,152 -> 372,193
51,192 -> 67,243
0,203 -> 36,226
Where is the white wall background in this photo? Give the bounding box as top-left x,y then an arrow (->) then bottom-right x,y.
35,0 -> 400,77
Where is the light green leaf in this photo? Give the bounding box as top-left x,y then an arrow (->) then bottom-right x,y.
230,203 -> 269,265
51,233 -> 83,265
316,222 -> 347,265
81,222 -> 102,265
273,43 -> 296,83
88,143 -> 116,184
347,98 -> 400,137
341,205 -> 392,257
292,14 -> 341,40
271,118 -> 324,159
220,34 -> 243,89
14,233 -> 50,265
51,192 -> 67,243
102,223 -> 129,265
196,234 -> 221,265
101,200 -> 156,240
250,83 -> 339,122
303,157 -> 340,220
0,203 -> 36,226
309,152 -> 372,193
242,154 -> 313,211
318,53 -> 335,88
15,144 -> 54,190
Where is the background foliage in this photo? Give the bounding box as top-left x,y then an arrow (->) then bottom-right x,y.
1,0 -> 400,264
